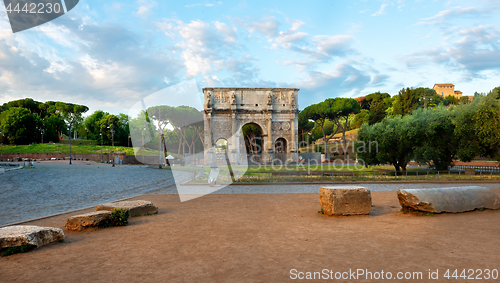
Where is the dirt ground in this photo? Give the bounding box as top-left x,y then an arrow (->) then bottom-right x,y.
1,190 -> 500,282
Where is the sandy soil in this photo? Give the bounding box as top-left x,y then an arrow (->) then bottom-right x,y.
1,190 -> 500,282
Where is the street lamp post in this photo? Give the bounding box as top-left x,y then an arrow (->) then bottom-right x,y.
423,89 -> 427,109
0,130 -> 3,162
100,129 -> 103,163
41,129 -> 44,144
68,127 -> 72,165
419,89 -> 433,110
142,126 -> 146,165
108,125 -> 115,167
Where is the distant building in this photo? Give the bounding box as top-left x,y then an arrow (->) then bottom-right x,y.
433,83 -> 463,99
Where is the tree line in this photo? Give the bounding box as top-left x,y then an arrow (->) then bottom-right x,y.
298,86 -> 499,170
129,105 -> 204,158
356,87 -> 500,172
0,98 -> 88,144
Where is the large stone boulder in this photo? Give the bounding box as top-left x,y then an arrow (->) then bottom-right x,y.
319,186 -> 372,216
0,225 -> 64,249
95,200 -> 157,216
397,186 -> 500,213
65,211 -> 111,231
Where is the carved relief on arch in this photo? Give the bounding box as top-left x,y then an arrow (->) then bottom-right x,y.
211,120 -> 232,140
213,91 -> 230,104
271,121 -> 291,132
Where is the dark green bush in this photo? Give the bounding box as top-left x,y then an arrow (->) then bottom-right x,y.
110,208 -> 130,226
99,208 -> 130,228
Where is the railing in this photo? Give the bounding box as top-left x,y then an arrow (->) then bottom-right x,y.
211,170 -> 500,183
449,165 -> 500,173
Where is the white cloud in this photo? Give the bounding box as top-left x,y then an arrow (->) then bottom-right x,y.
404,25 -> 500,79
135,0 -> 157,18
288,19 -> 304,32
158,18 -> 261,82
214,21 -> 237,43
280,59 -> 389,106
247,16 -> 280,37
313,35 -> 354,57
371,4 -> 387,16
0,14 -> 183,114
275,31 -> 308,48
185,2 -> 223,8
417,6 -> 486,25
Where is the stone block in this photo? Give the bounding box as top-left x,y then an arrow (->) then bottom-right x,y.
0,225 -> 64,249
398,186 -> 500,213
96,200 -> 157,216
319,186 -> 372,216
65,211 -> 111,231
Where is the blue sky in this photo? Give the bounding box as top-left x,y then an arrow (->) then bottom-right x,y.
0,0 -> 499,114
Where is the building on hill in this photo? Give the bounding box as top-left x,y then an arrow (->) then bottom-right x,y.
433,83 -> 463,99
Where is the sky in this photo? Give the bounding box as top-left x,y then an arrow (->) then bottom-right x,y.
0,0 -> 500,114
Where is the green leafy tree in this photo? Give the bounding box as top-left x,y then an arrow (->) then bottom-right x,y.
393,87 -> 418,116
115,113 -> 131,146
453,99 -> 482,162
129,110 -> 157,149
38,101 -> 59,118
444,95 -> 460,106
170,106 -> 203,156
356,115 -> 415,172
473,96 -> 500,161
453,95 -> 500,162
365,92 -> 391,125
1,98 -> 41,115
147,105 -> 174,161
459,96 -> 471,104
55,102 -> 89,138
352,109 -> 369,128
84,110 -> 107,141
301,100 -> 339,155
298,111 -> 314,144
331,98 -> 361,162
411,107 -> 458,170
0,107 -> 41,144
487,86 -> 500,100
42,115 -> 65,142
413,88 -> 444,109
99,114 -> 120,144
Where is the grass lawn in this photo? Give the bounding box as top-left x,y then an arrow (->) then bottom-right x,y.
1,143 -> 159,155
299,129 -> 359,153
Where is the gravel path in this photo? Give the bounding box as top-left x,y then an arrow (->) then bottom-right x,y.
1,162 -> 499,225
164,182 -> 500,195
0,162 -> 191,226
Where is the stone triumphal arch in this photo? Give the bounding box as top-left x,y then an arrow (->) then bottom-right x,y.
203,88 -> 299,165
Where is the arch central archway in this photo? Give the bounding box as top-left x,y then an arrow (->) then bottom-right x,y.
242,123 -> 263,164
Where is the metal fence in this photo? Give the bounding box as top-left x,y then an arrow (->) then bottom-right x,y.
225,170 -> 500,183
449,165 -> 500,173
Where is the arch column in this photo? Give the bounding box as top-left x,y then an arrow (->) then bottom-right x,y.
231,112 -> 239,164
204,112 -> 214,166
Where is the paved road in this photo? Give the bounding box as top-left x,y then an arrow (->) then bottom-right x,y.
1,163 -> 499,226
165,182 -> 500,195
0,162 -> 190,226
